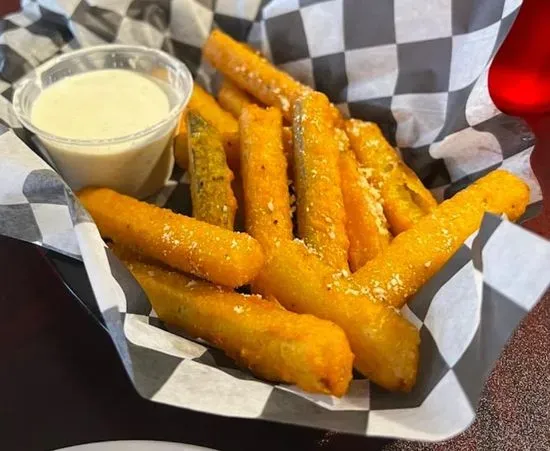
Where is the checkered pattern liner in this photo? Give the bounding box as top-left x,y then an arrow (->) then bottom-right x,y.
0,0 -> 548,441
1,0 -> 541,199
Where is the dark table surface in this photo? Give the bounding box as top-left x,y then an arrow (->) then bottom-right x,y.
1,1 -> 549,450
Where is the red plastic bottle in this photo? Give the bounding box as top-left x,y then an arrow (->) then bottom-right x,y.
489,0 -> 550,235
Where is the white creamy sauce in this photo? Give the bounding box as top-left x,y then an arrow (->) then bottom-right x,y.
31,69 -> 170,141
29,68 -> 181,198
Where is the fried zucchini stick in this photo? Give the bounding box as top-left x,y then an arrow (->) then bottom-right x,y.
120,254 -> 353,396
174,84 -> 239,169
339,145 -> 391,271
187,112 -> 237,229
255,239 -> 419,392
345,120 -> 437,234
219,81 -> 294,163
293,92 -> 349,270
240,105 -> 293,248
204,29 -> 307,121
78,187 -> 264,288
351,170 -> 530,308
218,79 -> 257,118
203,29 -> 342,125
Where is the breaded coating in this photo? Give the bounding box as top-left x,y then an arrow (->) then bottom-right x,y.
187,111 -> 237,229
351,170 -> 530,308
120,254 -> 354,397
174,84 -> 239,169
240,105 -> 293,247
255,239 -> 420,392
204,29 -> 308,121
216,80 -> 294,164
78,187 -> 264,288
345,119 -> 437,234
218,78 -> 257,118
203,29 -> 342,125
339,146 -> 391,271
293,92 -> 349,270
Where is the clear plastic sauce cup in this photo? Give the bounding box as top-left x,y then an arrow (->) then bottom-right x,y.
13,45 -> 193,199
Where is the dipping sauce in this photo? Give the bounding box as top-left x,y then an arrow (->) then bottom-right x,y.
29,69 -> 182,198
32,69 -> 170,141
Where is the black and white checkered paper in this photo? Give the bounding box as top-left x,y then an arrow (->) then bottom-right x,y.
0,0 -> 549,441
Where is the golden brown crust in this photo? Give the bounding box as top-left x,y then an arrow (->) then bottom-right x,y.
218,78 -> 257,118
204,29 -> 309,121
240,105 -> 293,248
120,254 -> 354,397
255,239 -> 420,392
351,170 -> 530,308
78,187 -> 264,288
345,119 -> 438,234
204,29 -> 343,126
339,148 -> 391,271
293,92 -> 349,270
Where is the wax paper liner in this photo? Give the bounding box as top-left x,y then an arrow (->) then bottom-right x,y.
0,0 -> 549,441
